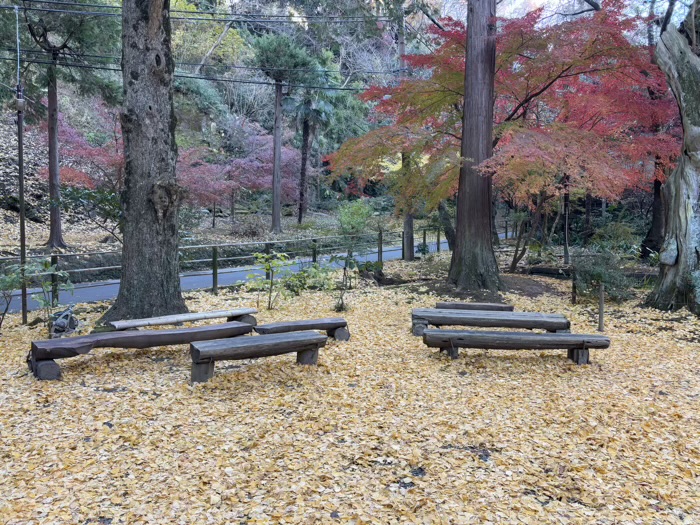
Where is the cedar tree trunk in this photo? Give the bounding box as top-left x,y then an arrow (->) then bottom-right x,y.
438,199 -> 456,251
271,80 -> 283,233
46,60 -> 67,249
102,0 -> 187,322
646,17 -> 700,312
297,116 -> 310,224
448,0 -> 499,291
641,178 -> 665,259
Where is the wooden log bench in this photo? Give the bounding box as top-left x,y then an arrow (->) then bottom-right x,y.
107,308 -> 258,331
190,331 -> 328,383
28,321 -> 254,380
411,308 -> 570,336
422,329 -> 611,364
254,318 -> 350,341
435,302 -> 514,311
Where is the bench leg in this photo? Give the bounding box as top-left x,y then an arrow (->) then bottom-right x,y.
447,346 -> 459,360
412,321 -> 428,336
191,361 -> 215,383
328,327 -> 351,341
297,347 -> 319,365
34,359 -> 62,380
569,347 -> 590,365
228,314 -> 257,326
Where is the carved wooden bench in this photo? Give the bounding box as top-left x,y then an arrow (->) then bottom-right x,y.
107,308 -> 258,331
190,331 -> 327,383
411,308 -> 570,336
422,329 -> 610,364
28,321 -> 254,380
435,302 -> 514,311
254,318 -> 350,341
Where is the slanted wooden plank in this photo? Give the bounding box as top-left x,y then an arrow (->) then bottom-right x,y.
191,331 -> 327,363
436,302 -> 514,311
422,329 -> 610,350
31,321 -> 253,361
412,309 -> 570,332
108,308 -> 258,330
254,318 -> 347,335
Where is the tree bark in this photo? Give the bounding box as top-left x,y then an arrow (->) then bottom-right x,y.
271,80 -> 283,233
646,17 -> 700,313
46,60 -> 67,249
448,0 -> 499,291
101,0 -> 187,322
641,178 -> 665,259
438,199 -> 456,251
297,116 -> 310,224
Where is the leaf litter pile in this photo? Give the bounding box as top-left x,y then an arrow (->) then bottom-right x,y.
1,265 -> 699,524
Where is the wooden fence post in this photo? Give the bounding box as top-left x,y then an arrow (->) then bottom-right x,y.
265,242 -> 271,280
312,239 -> 318,264
378,230 -> 383,263
212,246 -> 219,295
51,254 -> 59,307
436,228 -> 441,252
598,282 -> 604,332
423,229 -> 427,254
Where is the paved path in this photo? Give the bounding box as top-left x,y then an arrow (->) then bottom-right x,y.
8,241 -> 450,313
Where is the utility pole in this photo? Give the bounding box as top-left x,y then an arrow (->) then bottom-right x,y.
15,7 -> 28,324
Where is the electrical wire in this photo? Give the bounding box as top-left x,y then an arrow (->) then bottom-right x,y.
0,3 -> 391,24
20,0 -> 391,20
0,55 -> 369,91
6,47 -> 401,75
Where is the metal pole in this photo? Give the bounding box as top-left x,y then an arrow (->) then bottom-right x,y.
312,239 -> 318,264
378,230 -> 383,263
423,229 -> 427,254
264,242 -> 271,280
212,246 -> 218,295
401,230 -> 405,260
16,84 -> 28,324
436,228 -> 441,253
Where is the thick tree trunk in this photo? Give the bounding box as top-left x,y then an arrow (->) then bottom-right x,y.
641,178 -> 665,259
448,0 -> 499,291
271,80 -> 283,233
646,19 -> 700,312
438,199 -> 456,251
46,60 -> 67,249
297,117 -> 310,224
101,0 -> 187,322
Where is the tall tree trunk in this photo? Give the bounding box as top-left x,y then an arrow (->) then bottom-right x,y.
46,59 -> 67,249
583,192 -> 593,245
297,116 -> 310,224
448,0 -> 499,291
646,14 -> 700,312
271,80 -> 283,233
641,178 -> 665,259
101,0 -> 187,322
438,199 -> 456,251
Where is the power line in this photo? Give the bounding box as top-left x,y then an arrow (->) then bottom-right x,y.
0,55 -> 369,91
6,48 -> 401,76
0,3 -> 391,23
20,0 -> 390,20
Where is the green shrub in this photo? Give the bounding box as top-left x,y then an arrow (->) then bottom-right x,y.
573,250 -> 632,303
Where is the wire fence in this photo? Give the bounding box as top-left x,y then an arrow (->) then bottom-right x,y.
1,228 -> 446,304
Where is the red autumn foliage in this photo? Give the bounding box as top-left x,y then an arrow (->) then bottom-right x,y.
329,2 -> 681,208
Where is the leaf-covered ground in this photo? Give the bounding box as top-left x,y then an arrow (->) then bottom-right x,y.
1,268 -> 699,524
